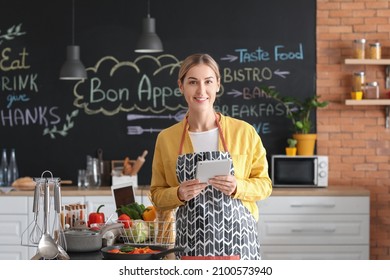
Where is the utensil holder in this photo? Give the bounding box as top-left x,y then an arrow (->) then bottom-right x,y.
20,171 -> 63,250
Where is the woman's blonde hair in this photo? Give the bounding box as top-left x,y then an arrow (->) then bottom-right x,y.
178,53 -> 221,83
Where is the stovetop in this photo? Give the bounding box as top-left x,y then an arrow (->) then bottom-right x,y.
67,250 -> 103,260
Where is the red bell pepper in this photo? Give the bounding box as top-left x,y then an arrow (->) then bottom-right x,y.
88,204 -> 105,227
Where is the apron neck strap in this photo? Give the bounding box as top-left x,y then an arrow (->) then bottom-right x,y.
178,118 -> 188,155
178,113 -> 229,155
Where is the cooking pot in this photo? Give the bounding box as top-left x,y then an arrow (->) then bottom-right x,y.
101,244 -> 186,260
65,223 -> 123,252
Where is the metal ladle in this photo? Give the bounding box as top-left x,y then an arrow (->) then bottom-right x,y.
53,180 -> 69,260
37,181 -> 58,259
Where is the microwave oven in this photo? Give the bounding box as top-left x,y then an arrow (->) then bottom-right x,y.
271,155 -> 328,187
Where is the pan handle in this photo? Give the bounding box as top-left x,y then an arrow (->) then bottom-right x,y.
99,223 -> 123,236
152,247 -> 187,260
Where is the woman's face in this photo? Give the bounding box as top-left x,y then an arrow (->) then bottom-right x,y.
179,64 -> 220,113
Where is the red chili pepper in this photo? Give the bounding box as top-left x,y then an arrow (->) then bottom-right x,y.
88,204 -> 105,227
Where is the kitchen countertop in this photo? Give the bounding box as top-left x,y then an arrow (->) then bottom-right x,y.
0,185 -> 370,197
0,185 -> 150,196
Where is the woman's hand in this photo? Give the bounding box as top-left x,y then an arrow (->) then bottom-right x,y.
208,175 -> 237,196
178,179 -> 208,201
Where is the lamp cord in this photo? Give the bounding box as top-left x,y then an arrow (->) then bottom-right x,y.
71,0 -> 75,45
147,0 -> 150,18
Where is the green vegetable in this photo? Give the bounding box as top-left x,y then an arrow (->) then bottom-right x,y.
118,205 -> 142,220
116,202 -> 146,220
129,202 -> 145,217
120,245 -> 135,253
127,220 -> 149,243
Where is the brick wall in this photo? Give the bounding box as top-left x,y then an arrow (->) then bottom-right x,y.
317,0 -> 390,259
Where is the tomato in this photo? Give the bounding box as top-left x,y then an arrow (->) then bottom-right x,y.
118,213 -> 132,228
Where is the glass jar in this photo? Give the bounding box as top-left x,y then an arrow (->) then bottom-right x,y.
353,39 -> 366,59
7,148 -> 18,185
87,157 -> 101,188
0,149 -> 8,186
352,71 -> 365,92
369,42 -> 381,59
363,81 -> 379,99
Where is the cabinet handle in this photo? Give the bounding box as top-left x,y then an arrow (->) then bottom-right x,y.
291,227 -> 336,233
290,203 -> 336,208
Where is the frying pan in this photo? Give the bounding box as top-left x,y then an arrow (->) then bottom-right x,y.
101,244 -> 186,260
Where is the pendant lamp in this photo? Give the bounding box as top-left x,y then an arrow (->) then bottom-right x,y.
60,0 -> 87,80
135,0 -> 163,53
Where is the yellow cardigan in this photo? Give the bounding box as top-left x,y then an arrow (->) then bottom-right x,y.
150,113 -> 272,221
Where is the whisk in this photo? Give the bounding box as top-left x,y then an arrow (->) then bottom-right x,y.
20,179 -> 43,247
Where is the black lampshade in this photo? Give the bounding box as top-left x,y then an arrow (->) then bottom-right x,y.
135,17 -> 163,53
59,45 -> 87,80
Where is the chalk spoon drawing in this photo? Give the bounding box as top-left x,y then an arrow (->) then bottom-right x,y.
126,109 -> 187,122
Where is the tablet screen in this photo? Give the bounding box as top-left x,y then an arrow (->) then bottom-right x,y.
112,183 -> 135,209
195,159 -> 231,183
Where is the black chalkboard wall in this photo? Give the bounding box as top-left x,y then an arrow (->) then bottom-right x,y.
0,0 -> 315,185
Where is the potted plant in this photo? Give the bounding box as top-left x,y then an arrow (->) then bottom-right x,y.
286,138 -> 297,156
263,87 -> 329,155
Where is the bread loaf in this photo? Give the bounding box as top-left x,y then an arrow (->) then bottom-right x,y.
11,177 -> 36,190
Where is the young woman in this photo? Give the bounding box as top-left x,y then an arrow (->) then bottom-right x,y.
150,53 -> 272,259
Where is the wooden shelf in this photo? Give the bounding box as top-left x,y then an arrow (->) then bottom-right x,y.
345,99 -> 390,105
344,59 -> 390,128
345,58 -> 390,65
345,99 -> 390,128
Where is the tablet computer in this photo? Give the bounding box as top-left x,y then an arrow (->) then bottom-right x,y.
111,183 -> 135,211
195,159 -> 232,183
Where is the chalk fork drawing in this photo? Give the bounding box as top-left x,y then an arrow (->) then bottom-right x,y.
127,126 -> 163,135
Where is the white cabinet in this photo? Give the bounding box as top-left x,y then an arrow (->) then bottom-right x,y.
0,197 -> 29,260
258,196 -> 370,260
